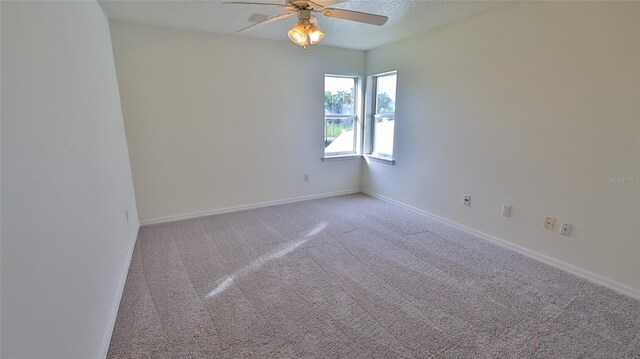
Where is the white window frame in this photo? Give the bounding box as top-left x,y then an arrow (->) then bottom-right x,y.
365,70 -> 397,162
323,74 -> 361,158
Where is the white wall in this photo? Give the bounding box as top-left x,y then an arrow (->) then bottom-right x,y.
109,22 -> 365,223
363,2 -> 640,292
1,2 -> 139,358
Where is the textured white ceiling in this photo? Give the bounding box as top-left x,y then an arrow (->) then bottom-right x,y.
98,0 -> 502,50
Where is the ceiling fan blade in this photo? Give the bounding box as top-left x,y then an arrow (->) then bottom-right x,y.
311,0 -> 345,7
322,8 -> 387,26
224,2 -> 286,7
224,1 -> 297,11
237,12 -> 294,33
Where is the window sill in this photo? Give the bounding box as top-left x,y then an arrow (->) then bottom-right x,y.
322,154 -> 362,162
364,155 -> 395,165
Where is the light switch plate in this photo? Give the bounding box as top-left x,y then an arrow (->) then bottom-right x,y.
502,204 -> 511,217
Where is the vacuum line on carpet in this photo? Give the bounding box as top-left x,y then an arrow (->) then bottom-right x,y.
206,222 -> 327,299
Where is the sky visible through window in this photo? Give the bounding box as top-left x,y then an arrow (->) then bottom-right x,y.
324,77 -> 354,96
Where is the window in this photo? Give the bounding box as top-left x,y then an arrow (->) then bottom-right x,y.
370,71 -> 397,159
324,75 -> 358,156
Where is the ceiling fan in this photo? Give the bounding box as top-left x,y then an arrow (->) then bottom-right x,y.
225,0 -> 388,49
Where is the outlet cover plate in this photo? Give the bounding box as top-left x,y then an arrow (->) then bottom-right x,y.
560,222 -> 572,236
544,217 -> 555,230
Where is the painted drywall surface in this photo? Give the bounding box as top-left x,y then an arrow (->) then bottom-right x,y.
109,22 -> 365,222
1,2 -> 139,358
364,2 -> 640,290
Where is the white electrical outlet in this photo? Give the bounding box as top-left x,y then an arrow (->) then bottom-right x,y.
559,222 -> 572,236
544,217 -> 555,230
304,173 -> 311,182
502,204 -> 511,217
463,195 -> 471,206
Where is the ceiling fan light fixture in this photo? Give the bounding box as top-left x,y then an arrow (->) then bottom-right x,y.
307,23 -> 324,45
287,21 -> 309,48
288,20 -> 324,49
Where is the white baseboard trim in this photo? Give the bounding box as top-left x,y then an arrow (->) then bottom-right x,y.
362,190 -> 640,301
140,189 -> 361,226
99,223 -> 140,359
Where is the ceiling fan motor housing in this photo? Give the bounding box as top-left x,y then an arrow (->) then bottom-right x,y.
289,1 -> 316,10
298,9 -> 312,21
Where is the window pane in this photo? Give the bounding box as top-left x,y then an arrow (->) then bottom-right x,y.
324,77 -> 356,115
375,74 -> 396,115
372,72 -> 397,156
324,118 -> 354,154
373,116 -> 394,156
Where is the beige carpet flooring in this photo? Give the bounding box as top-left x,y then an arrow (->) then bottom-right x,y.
108,194 -> 640,358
